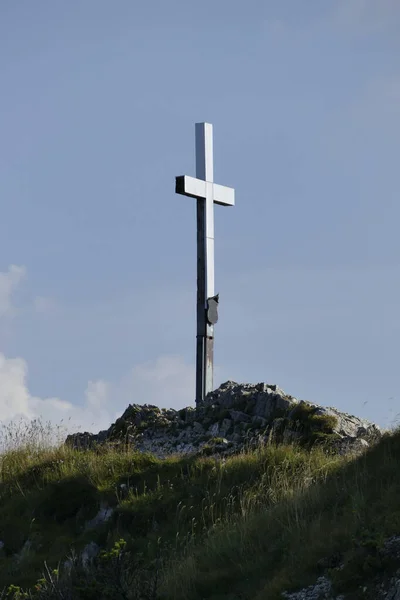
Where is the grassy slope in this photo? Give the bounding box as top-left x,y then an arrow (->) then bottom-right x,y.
163,430 -> 400,600
0,423 -> 398,599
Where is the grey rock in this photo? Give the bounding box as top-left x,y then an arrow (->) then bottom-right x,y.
193,421 -> 204,434
220,418 -> 233,436
62,558 -> 73,575
332,437 -> 370,457
386,579 -> 400,600
382,536 -> 400,561
283,429 -> 303,443
312,406 -> 381,442
255,387 -> 297,420
85,503 -> 113,531
208,423 -> 220,436
252,416 -> 268,428
282,575 -> 334,599
230,410 -> 251,423
65,381 -> 382,461
81,541 -> 100,570
14,540 -> 32,563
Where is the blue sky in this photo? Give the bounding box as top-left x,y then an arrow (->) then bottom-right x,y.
0,0 -> 399,435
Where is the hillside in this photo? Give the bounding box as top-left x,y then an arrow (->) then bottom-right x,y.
0,383 -> 398,599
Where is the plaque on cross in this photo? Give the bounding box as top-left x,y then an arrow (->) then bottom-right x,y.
175,123 -> 235,405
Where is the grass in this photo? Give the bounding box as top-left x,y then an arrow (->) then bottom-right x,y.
0,417 -> 398,598
161,429 -> 400,599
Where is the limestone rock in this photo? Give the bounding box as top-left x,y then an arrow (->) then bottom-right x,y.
81,541 -> 100,570
312,406 -> 381,443
84,503 -> 113,531
282,575 -> 338,599
65,381 -> 381,459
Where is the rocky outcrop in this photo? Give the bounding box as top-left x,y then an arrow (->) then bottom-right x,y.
282,576 -> 341,600
282,536 -> 400,599
65,381 -> 382,458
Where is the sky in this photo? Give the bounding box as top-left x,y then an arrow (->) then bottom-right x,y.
0,0 -> 400,438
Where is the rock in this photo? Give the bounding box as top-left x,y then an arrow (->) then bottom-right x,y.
285,534 -> 400,600
336,437 -> 369,456
283,429 -> 303,443
282,575 -> 335,599
119,483 -> 129,499
252,416 -> 267,429
208,423 -> 220,436
14,540 -> 32,563
385,577 -> 400,600
81,541 -> 100,570
65,381 -> 382,460
193,421 -> 204,434
382,536 -> 400,561
220,418 -> 233,436
62,558 -> 73,576
230,410 -> 251,423
84,503 -> 113,531
254,385 -> 297,420
312,406 -> 381,443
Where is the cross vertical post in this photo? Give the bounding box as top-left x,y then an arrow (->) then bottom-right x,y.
176,123 -> 235,405
196,123 -> 215,403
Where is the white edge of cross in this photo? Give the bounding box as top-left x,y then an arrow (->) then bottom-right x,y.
176,122 -> 235,299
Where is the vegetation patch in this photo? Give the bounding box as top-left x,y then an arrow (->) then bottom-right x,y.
34,476 -> 100,525
0,416 -> 394,600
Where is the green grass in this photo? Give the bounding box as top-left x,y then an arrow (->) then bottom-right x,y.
0,417 -> 398,599
161,430 -> 400,599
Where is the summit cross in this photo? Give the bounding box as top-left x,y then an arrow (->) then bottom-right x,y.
175,123 -> 235,405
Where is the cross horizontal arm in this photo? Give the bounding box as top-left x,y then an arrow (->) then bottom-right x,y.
175,175 -> 235,207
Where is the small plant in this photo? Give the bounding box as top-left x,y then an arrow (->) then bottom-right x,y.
309,414 -> 338,433
5,586 -> 28,600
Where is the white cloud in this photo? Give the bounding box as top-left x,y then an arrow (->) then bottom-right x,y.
85,379 -> 109,409
110,355 -> 196,416
0,265 -> 209,444
0,354 -> 34,421
0,265 -> 25,318
0,352 -> 196,448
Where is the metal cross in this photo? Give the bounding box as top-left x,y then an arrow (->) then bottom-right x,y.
176,123 -> 235,405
